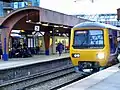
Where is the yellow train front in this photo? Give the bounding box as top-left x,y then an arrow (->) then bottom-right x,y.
70,22 -> 119,73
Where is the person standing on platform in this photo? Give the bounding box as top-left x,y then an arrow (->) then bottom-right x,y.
0,48 -> 2,59
56,42 -> 64,56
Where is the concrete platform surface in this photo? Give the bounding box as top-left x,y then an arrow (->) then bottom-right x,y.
59,64 -> 120,90
0,53 -> 69,70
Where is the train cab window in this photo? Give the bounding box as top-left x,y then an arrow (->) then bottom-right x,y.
73,29 -> 104,49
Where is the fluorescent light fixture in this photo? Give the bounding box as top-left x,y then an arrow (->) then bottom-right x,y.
54,25 -> 59,27
27,35 -> 33,37
60,25 -> 63,27
42,23 -> 49,26
63,26 -> 68,28
11,30 -> 20,33
11,34 -> 21,37
26,20 -> 31,23
36,22 -> 41,24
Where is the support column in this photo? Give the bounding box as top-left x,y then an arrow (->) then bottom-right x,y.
52,36 -> 56,54
44,31 -> 50,55
52,28 -> 56,54
1,28 -> 9,61
41,36 -> 45,53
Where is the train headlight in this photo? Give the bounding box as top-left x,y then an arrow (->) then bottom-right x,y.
96,53 -> 105,59
72,54 -> 80,58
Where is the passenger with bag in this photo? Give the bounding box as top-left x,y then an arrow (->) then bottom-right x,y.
56,42 -> 64,56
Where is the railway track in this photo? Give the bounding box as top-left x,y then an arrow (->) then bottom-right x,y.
0,57 -> 95,90
0,65 -> 88,90
24,68 -> 86,90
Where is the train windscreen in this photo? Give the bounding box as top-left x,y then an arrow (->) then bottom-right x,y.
73,29 -> 104,49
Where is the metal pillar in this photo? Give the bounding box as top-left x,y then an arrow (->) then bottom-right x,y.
52,28 -> 56,54
2,37 -> 8,61
44,31 -> 50,55
2,28 -> 8,61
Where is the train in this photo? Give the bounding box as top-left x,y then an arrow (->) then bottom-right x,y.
70,21 -> 120,73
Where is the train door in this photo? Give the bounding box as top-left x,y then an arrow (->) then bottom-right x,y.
109,30 -> 117,54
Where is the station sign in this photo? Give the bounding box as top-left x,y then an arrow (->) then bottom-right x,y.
34,26 -> 40,32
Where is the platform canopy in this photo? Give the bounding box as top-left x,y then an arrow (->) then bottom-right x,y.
0,0 -> 24,2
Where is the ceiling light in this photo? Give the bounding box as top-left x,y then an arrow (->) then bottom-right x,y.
54,25 -> 59,27
50,31 -> 52,33
60,25 -> 63,27
26,20 -> 31,23
36,22 -> 41,24
42,23 -> 49,26
56,30 -> 59,32
63,26 -> 68,28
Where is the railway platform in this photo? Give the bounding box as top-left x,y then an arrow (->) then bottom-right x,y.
0,53 -> 69,70
59,63 -> 120,90
0,53 -> 71,89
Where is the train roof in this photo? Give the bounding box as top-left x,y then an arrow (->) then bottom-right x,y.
73,21 -> 120,31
